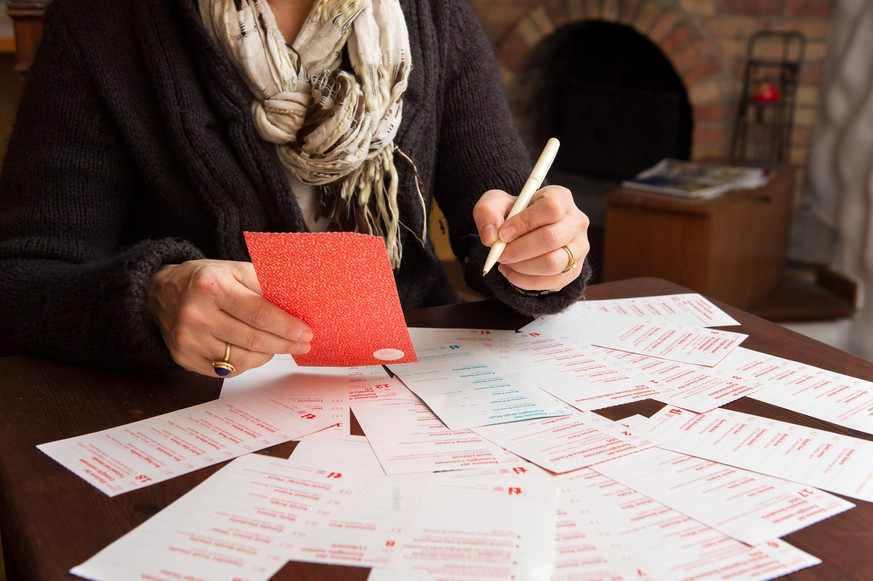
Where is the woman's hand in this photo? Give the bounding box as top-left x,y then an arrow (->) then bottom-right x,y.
474,185 -> 590,292
146,259 -> 312,377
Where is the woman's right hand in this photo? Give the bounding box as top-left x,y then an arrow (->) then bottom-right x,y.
146,259 -> 312,377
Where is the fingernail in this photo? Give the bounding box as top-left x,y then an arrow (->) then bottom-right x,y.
290,341 -> 312,355
298,329 -> 313,342
480,224 -> 498,245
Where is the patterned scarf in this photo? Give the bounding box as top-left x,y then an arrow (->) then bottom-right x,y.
200,0 -> 425,267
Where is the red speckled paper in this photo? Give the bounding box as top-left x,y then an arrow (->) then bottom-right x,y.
244,232 -> 417,367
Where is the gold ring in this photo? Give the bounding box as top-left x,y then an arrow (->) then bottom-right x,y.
212,342 -> 235,377
560,245 -> 576,274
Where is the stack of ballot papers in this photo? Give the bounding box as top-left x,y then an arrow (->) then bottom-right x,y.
37,293 -> 873,581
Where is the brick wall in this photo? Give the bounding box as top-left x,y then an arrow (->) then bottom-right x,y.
470,0 -> 834,174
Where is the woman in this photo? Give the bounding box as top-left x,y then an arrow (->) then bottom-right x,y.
0,0 -> 591,377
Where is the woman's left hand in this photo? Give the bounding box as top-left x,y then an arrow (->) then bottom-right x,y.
473,184 -> 590,291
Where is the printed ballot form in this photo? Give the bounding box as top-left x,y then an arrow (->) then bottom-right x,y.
614,351 -> 762,412
350,398 -> 519,475
224,353 -> 414,403
522,307 -> 747,367
245,231 -> 416,367
408,327 -> 518,367
513,332 -> 760,413
289,430 -> 431,567
532,292 -> 741,328
471,410 -> 655,474
220,353 -> 342,394
38,386 -> 336,496
290,472 -> 431,568
387,343 -> 568,430
593,446 -> 854,545
288,432 -> 432,568
560,468 -> 820,580
72,454 -> 374,581
291,432 -> 386,475
715,347 -> 873,435
221,356 -> 349,430
368,474 -> 560,581
552,488 -> 638,580
640,406 -> 873,503
513,333 -> 663,410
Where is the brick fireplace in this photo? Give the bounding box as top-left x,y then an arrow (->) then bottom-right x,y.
470,0 -> 833,180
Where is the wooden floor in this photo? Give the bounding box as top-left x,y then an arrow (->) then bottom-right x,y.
748,266 -> 857,323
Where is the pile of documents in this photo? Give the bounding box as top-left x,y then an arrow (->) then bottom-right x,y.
38,293 -> 873,581
622,158 -> 771,199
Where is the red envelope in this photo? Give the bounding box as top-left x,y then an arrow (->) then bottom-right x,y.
244,232 -> 417,367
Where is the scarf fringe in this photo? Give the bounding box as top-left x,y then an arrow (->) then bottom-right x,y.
202,0 -> 423,267
324,145 -> 426,268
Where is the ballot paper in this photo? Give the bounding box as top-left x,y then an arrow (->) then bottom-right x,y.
220,353 -> 337,394
71,454 -> 373,581
592,446 -> 854,545
432,462 -> 641,579
513,332 -> 662,410
221,356 -> 349,428
513,332 -> 760,413
534,292 -> 741,327
715,347 -> 873,435
222,355 -> 418,436
407,327 -> 518,367
38,385 -> 336,496
290,432 -> 386,475
471,410 -> 655,474
522,308 -> 747,367
368,474 -> 560,581
290,472 -> 431,568
639,406 -> 873,503
560,468 -> 821,580
387,343 -> 568,430
552,490 -> 638,580
350,398 -> 519,475
348,365 -> 418,401
614,351 -> 762,412
285,432 -> 431,568
223,353 -> 413,401
245,231 -> 416,367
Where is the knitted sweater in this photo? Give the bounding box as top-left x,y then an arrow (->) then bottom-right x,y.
0,0 -> 590,373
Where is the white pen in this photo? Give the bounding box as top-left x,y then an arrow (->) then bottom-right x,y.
482,137 -> 561,275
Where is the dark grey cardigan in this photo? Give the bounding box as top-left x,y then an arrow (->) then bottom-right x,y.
0,0 -> 589,372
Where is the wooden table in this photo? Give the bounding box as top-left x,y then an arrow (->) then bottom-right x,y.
1,277 -> 871,580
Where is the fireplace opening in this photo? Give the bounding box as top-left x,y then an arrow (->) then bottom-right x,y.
511,21 -> 693,280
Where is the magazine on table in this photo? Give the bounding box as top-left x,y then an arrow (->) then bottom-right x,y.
622,158 -> 770,199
